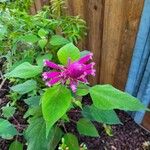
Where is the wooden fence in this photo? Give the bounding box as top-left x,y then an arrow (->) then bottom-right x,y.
30,0 -> 144,90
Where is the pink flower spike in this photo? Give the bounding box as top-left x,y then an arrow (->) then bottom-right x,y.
44,60 -> 64,70
78,53 -> 93,64
42,72 -> 60,79
42,53 -> 96,92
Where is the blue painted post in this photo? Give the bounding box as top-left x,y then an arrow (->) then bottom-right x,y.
125,0 -> 150,124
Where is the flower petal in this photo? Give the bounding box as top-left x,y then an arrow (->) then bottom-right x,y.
42,72 -> 60,79
85,69 -> 96,76
83,62 -> 95,71
44,60 -> 64,70
46,77 -> 61,86
70,80 -> 78,93
78,53 -> 93,64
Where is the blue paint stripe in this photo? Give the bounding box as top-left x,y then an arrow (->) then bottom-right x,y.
125,0 -> 150,124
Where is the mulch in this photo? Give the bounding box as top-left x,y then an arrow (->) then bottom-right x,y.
0,81 -> 150,150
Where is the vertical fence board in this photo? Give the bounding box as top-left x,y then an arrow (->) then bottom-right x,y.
85,0 -> 104,84
100,0 -> 144,90
100,0 -> 125,86
30,2 -> 37,14
34,0 -> 42,11
113,0 -> 144,90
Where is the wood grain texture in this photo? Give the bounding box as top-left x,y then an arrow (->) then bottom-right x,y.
85,0 -> 104,84
67,0 -> 85,18
30,1 -> 37,15
41,0 -> 49,5
113,0 -> 144,90
34,0 -> 42,11
100,0 -> 144,90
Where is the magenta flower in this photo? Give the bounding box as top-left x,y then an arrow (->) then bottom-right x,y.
42,53 -> 96,92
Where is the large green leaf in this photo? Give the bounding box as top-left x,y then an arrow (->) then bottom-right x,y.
9,141 -> 23,150
50,35 -> 70,47
10,58 -> 33,71
63,133 -> 79,150
42,85 -> 72,135
5,62 -> 42,79
0,118 -> 18,140
82,105 -> 121,124
49,126 -> 63,150
10,80 -> 37,95
77,118 -> 99,137
57,43 -> 80,65
25,117 -> 63,150
25,117 -> 48,150
90,84 -> 147,111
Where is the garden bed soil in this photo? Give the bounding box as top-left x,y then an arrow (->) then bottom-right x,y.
0,81 -> 150,150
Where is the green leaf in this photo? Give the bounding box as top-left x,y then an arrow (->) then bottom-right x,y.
38,38 -> 47,49
82,105 -> 121,124
24,106 -> 42,119
25,117 -> 48,150
36,54 -> 52,67
50,35 -> 70,47
2,106 -> 16,119
57,43 -> 80,65
24,96 -> 40,108
73,100 -> 82,109
5,62 -> 42,79
9,141 -> 23,150
90,84 -> 147,111
10,80 -> 37,95
76,83 -> 89,96
42,85 -> 72,136
63,133 -> 79,150
0,24 -> 7,39
10,58 -> 33,71
0,118 -> 18,140
49,126 -> 63,150
77,118 -> 99,137
38,28 -> 48,38
20,34 -> 39,43
61,114 -> 70,122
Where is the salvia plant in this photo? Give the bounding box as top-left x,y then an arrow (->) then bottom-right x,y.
0,0 -> 148,150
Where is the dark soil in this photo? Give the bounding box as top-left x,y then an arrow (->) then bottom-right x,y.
0,80 -> 150,150
0,79 -> 28,150
65,97 -> 150,150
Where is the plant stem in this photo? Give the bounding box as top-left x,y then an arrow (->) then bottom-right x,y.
0,78 -> 6,89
